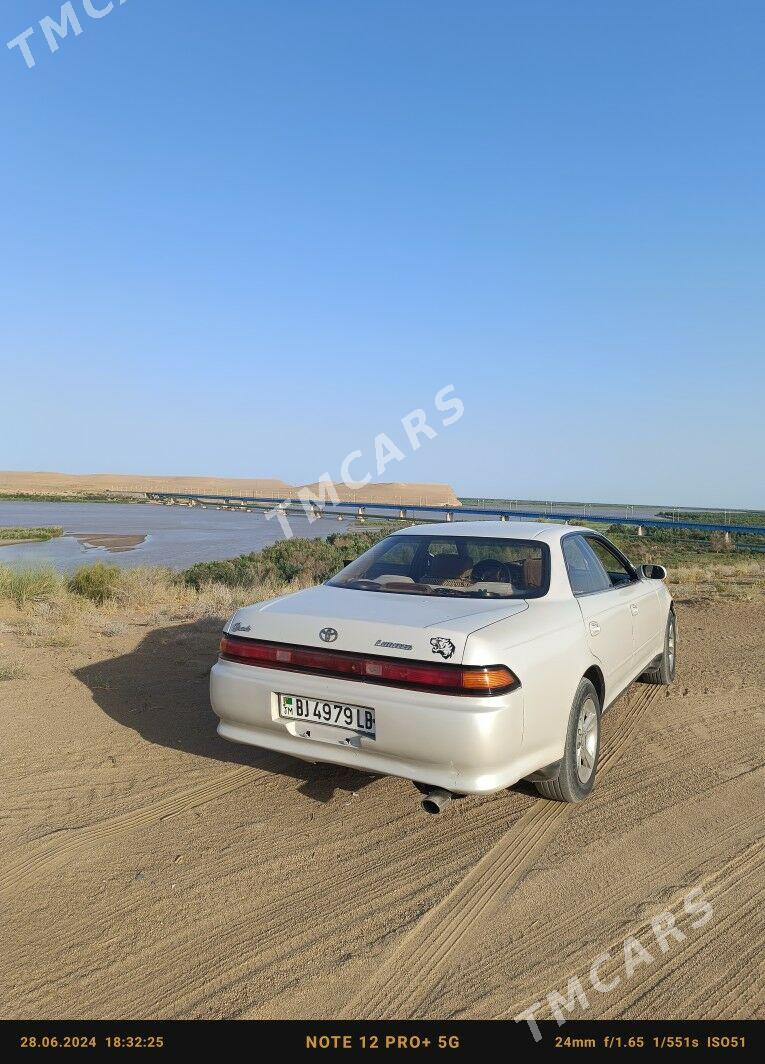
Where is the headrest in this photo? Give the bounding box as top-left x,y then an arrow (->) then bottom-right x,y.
523,556 -> 543,588
471,559 -> 510,583
427,554 -> 469,581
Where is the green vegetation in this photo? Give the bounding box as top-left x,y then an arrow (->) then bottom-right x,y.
653,510 -> 765,550
0,492 -> 144,504
0,526 -> 63,542
182,526 -> 400,590
0,566 -> 62,608
1,517 -> 763,622
68,563 -> 121,605
657,510 -> 765,527
607,524 -> 763,562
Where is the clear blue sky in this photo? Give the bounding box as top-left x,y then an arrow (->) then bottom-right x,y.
1,1 -> 762,508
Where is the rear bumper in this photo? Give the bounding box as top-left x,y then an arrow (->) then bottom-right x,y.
210,657 -> 530,794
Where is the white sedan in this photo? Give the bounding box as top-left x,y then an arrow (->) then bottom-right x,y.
210,522 -> 675,810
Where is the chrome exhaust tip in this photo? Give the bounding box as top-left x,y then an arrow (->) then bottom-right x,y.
420,787 -> 453,814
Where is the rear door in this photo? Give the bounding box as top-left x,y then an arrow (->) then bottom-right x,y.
562,534 -> 635,697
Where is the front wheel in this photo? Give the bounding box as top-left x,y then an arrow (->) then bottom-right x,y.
640,610 -> 676,685
534,678 -> 601,803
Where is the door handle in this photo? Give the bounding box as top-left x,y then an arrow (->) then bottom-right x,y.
589,620 -> 601,635
630,603 -> 639,615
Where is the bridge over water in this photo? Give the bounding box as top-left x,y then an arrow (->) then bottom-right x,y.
143,493 -> 765,539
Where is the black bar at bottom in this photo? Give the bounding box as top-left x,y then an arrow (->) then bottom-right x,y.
0,1020 -> 760,1055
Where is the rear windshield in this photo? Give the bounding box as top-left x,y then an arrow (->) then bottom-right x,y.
328,534 -> 549,599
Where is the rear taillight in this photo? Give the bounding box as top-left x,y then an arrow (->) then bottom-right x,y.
219,635 -> 519,696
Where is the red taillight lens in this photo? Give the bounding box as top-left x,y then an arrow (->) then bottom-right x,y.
219,635 -> 519,696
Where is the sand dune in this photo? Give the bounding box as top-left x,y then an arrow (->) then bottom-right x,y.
0,471 -> 461,507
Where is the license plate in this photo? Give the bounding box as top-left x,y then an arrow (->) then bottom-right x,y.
278,694 -> 376,738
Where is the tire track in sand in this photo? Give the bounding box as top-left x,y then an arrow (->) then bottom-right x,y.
599,840 -> 765,1019
347,684 -> 660,1020
485,839 -> 765,1020
484,785 -> 764,1020
0,766 -> 266,898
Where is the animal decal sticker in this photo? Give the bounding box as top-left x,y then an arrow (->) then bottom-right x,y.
430,636 -> 456,660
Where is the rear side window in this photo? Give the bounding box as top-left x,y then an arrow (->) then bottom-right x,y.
562,535 -> 611,596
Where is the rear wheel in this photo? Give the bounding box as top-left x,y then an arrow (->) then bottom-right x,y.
640,610 -> 676,685
535,679 -> 601,803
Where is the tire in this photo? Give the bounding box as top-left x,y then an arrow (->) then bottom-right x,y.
534,678 -> 601,803
640,610 -> 676,685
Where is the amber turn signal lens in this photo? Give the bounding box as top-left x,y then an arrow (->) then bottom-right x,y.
460,665 -> 518,692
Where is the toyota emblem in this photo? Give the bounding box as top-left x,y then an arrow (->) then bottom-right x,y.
319,627 -> 338,643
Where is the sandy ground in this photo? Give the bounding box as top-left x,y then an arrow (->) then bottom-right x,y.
0,471 -> 461,507
0,598 -> 762,1021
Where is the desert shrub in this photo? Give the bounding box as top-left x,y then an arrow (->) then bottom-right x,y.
0,565 -> 63,608
0,661 -> 27,681
181,526 -> 399,590
114,566 -> 178,608
68,563 -> 121,605
708,532 -> 733,553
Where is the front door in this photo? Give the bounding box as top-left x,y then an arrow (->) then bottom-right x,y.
584,535 -> 661,668
562,534 -> 636,699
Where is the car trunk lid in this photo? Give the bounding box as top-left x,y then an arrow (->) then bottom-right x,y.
226,584 -> 528,665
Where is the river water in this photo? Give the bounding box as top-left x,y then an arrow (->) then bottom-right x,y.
0,502 -> 364,572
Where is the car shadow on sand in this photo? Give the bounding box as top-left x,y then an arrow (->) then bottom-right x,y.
74,618 -> 377,804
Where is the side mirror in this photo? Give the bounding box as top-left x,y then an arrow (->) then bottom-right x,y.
640,563 -> 667,580
343,558 -> 354,567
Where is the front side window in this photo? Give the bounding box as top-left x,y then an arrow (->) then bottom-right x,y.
328,535 -> 549,599
563,534 -> 636,595
585,536 -> 635,588
562,535 -> 612,595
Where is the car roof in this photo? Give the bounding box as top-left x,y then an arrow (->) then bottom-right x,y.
393,520 -> 585,544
